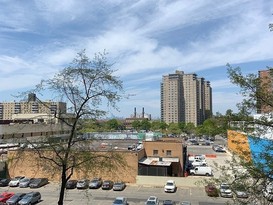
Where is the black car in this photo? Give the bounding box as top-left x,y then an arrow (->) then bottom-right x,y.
29,178 -> 48,188
102,180 -> 114,190
66,180 -> 78,189
0,178 -> 10,187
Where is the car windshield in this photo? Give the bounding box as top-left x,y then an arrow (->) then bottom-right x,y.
146,201 -> 156,205
113,199 -> 123,204
8,194 -> 20,200
166,182 -> 174,186
21,178 -> 29,182
91,179 -> 98,182
221,184 -> 229,189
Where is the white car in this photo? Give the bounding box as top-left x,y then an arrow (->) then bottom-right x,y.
219,183 -> 233,198
191,159 -> 207,167
145,196 -> 159,205
9,176 -> 25,187
164,180 -> 176,193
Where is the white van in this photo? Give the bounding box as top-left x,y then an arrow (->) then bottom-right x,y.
190,166 -> 213,176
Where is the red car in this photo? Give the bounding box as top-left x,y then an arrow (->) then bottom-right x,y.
205,184 -> 219,197
0,192 -> 14,203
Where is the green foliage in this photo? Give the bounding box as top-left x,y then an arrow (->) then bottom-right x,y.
20,50 -> 125,205
199,65 -> 273,204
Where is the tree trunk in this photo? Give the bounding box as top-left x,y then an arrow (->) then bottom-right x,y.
58,165 -> 67,205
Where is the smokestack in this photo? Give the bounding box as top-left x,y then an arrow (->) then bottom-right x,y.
134,107 -> 137,118
142,107 -> 144,118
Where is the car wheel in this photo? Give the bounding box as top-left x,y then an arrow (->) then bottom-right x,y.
206,173 -> 210,176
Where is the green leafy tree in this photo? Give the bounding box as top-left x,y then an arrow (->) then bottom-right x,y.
106,119 -> 120,131
16,50 -> 125,205
140,119 -> 151,131
167,123 -> 181,135
201,65 -> 273,205
132,120 -> 141,131
150,120 -> 162,131
184,122 -> 196,135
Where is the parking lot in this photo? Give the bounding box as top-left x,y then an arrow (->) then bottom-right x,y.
0,182 -> 232,205
0,137 -> 233,204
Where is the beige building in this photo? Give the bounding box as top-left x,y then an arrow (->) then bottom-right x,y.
161,70 -> 212,126
7,137 -> 187,183
0,94 -> 66,124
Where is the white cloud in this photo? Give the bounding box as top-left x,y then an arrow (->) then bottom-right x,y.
0,0 -> 272,117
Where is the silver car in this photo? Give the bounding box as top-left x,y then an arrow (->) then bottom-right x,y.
76,179 -> 89,189
18,192 -> 41,205
19,178 -> 34,188
6,193 -> 26,205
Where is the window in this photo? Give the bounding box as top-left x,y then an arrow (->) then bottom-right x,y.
166,150 -> 172,156
153,150 -> 158,156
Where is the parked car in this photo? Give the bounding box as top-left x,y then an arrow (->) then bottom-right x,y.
145,196 -> 159,205
9,176 -> 25,187
76,179 -> 89,189
89,177 -> 102,189
19,178 -> 35,188
6,193 -> 26,205
113,181 -> 126,191
0,192 -> 14,203
191,159 -> 207,167
102,180 -> 114,190
233,184 -> 249,198
164,180 -> 176,193
212,145 -> 226,152
163,200 -> 176,205
180,201 -> 191,205
0,178 -> 11,187
29,178 -> 48,188
66,180 -> 78,189
190,166 -> 213,176
219,183 -> 233,198
205,184 -> 219,197
112,197 -> 128,205
18,192 -> 41,205
263,182 -> 273,201
188,155 -> 206,161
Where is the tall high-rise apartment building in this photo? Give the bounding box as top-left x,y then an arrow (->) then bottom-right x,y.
161,70 -> 212,126
257,68 -> 273,113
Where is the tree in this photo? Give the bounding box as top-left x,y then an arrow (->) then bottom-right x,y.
184,122 -> 196,135
15,50 -> 125,205
201,65 -> 273,204
105,119 -> 120,131
132,120 -> 141,131
140,119 -> 151,131
167,123 -> 181,135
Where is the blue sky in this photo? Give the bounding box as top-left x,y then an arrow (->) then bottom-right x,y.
0,0 -> 273,119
